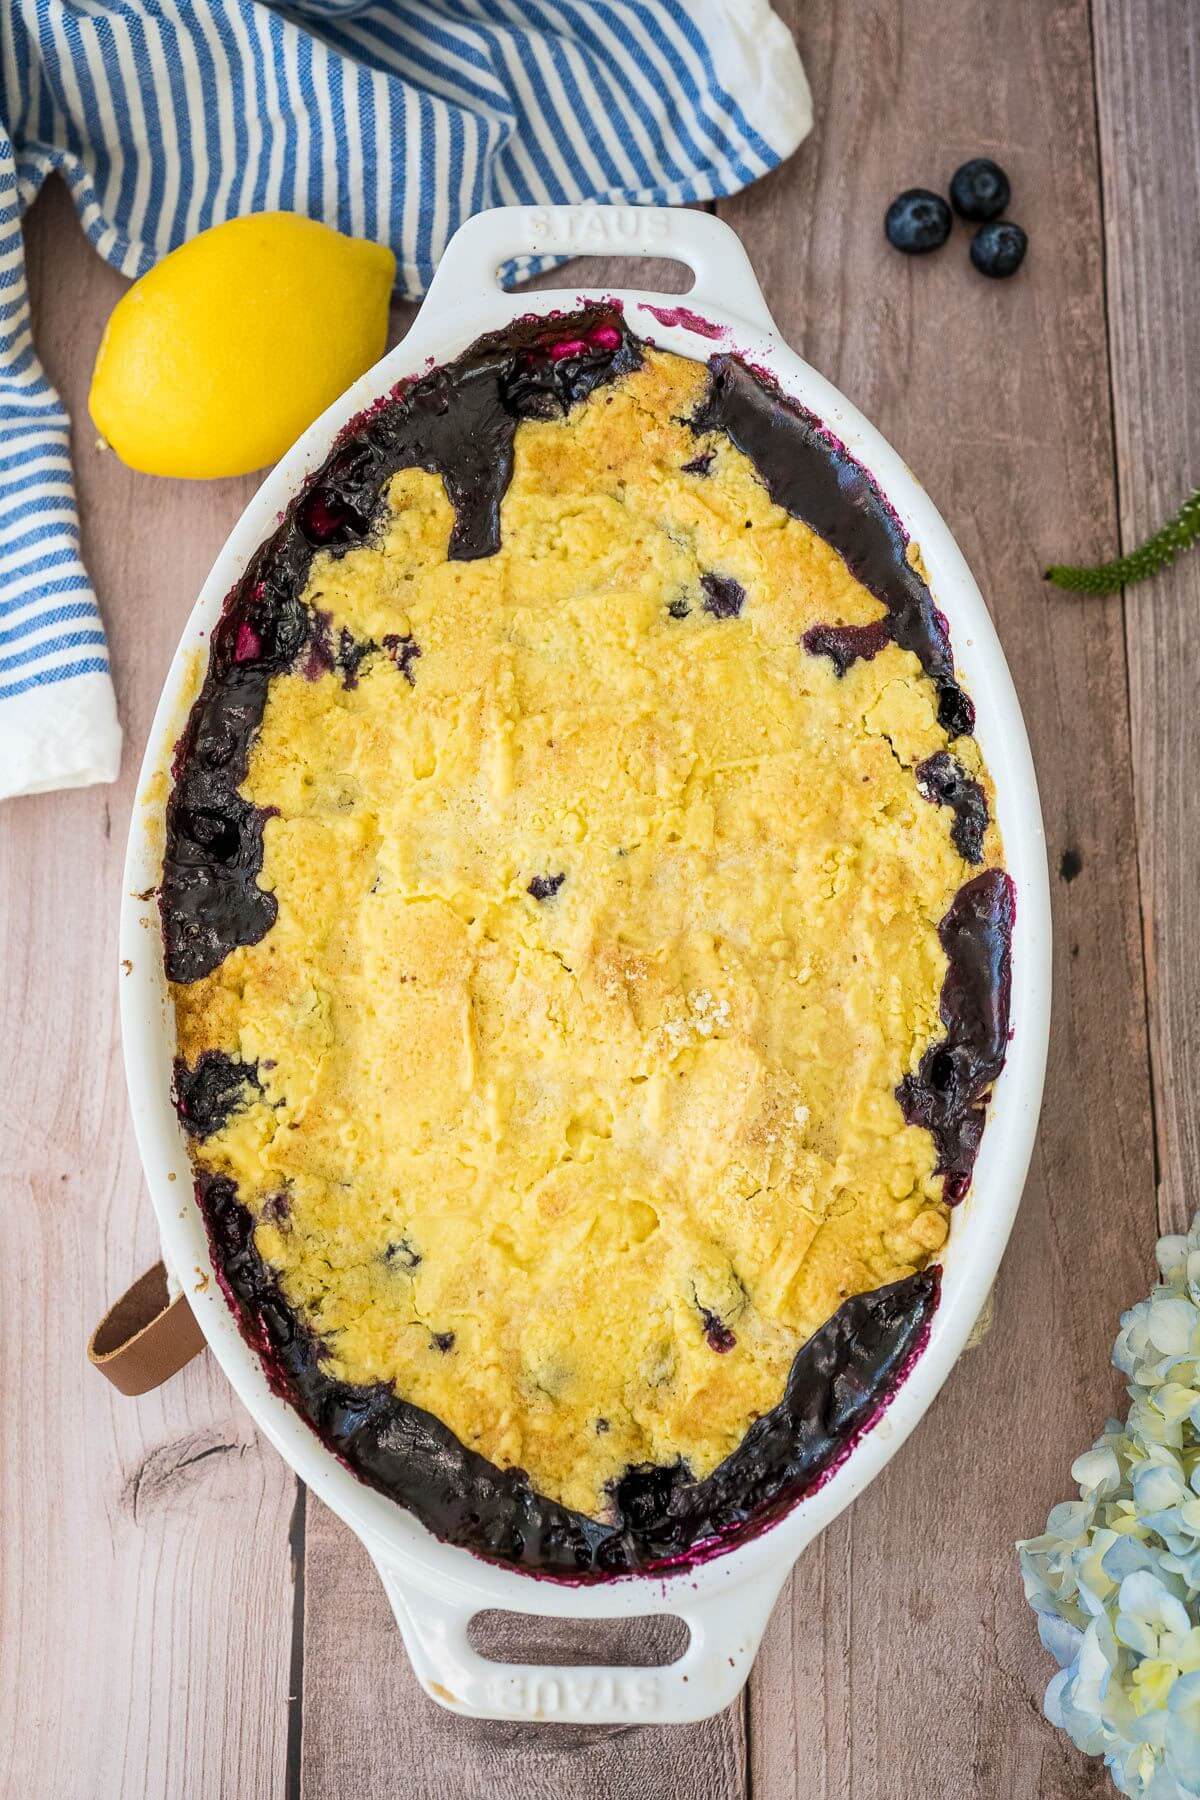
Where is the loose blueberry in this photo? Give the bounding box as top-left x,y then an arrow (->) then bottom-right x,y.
949,158 -> 1011,223
884,189 -> 952,255
970,220 -> 1028,279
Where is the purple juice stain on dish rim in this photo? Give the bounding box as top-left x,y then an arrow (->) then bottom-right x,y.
641,302 -> 727,340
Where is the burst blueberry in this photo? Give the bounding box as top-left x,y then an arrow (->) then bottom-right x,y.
383,1237 -> 421,1269
700,572 -> 745,618
173,1050 -> 260,1138
382,632 -> 421,685
699,1307 -> 737,1353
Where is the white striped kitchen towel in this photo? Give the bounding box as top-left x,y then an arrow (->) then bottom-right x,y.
0,0 -> 811,804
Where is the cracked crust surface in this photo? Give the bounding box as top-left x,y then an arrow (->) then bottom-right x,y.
173,346 -> 1001,1520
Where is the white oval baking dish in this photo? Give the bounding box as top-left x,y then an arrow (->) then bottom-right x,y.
120,203 -> 1051,1726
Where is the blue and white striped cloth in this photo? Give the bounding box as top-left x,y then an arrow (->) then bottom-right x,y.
0,0 -> 810,802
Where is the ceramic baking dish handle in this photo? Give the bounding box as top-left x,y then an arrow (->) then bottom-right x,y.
371,1556 -> 786,1725
419,202 -> 778,335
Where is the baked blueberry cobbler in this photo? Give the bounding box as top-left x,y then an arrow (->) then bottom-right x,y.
163,308 -> 1013,1579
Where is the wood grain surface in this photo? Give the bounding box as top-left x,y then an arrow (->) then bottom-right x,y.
1093,0 -> 1200,1238
1,178 -> 296,1800
721,5 -> 1157,1796
2,0 -> 1191,1790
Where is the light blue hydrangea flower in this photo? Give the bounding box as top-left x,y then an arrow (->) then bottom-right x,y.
1019,1216 -> 1200,1797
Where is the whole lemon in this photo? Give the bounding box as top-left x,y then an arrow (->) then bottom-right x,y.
88,213 -> 396,479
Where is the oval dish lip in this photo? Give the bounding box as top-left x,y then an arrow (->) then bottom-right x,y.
120,207 -> 1051,1625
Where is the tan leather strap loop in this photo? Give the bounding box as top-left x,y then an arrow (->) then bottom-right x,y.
88,1262 -> 207,1396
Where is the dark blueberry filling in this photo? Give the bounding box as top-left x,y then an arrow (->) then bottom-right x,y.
198,1168 -> 937,1581
802,618 -> 892,676
897,869 -> 1015,1202
336,627 -> 376,689
691,356 -> 974,736
700,1308 -> 737,1354
166,307 -> 1010,1577
297,487 -> 373,549
382,633 -> 421,685
915,750 -> 989,864
161,808 -> 277,985
161,309 -> 634,984
173,1051 -> 261,1139
302,609 -> 335,680
383,1236 -> 421,1269
667,597 -> 691,619
431,1331 -> 456,1353
700,572 -> 746,619
681,448 -> 715,476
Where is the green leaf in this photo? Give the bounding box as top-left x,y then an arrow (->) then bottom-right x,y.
1046,487 -> 1200,595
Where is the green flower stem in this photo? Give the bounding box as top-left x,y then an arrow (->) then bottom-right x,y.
1046,487 -> 1200,596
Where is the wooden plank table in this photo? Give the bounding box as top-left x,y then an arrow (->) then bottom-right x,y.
2,0 -> 1193,1791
